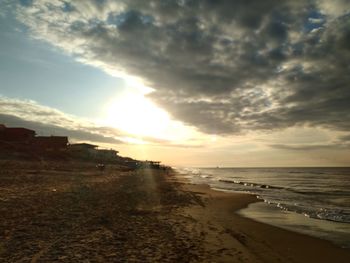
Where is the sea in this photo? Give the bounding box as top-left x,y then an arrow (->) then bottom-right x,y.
176,167 -> 350,248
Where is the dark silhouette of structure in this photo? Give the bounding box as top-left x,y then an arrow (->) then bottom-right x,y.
68,143 -> 119,162
33,136 -> 68,151
0,124 -> 168,170
0,126 -> 36,142
69,143 -> 98,150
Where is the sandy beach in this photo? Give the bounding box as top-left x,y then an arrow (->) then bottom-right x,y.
1,161 -> 349,262
181,183 -> 350,263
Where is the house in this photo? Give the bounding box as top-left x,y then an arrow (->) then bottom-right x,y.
68,143 -> 99,159
0,125 -> 126,162
0,125 -> 36,142
96,149 -> 119,160
69,143 -> 98,150
33,136 -> 68,151
140,160 -> 161,169
149,161 -> 161,168
122,157 -> 140,169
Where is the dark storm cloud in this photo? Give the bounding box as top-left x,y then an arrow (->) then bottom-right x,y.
16,0 -> 350,134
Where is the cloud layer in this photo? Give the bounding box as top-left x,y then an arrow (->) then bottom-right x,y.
14,0 -> 350,135
0,97 -> 201,148
0,96 -> 124,144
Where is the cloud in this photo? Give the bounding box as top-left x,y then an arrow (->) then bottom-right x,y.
269,143 -> 350,151
338,134 -> 350,142
0,113 -> 124,144
0,96 -> 125,144
13,0 -> 350,135
316,0 -> 350,17
0,96 -> 203,148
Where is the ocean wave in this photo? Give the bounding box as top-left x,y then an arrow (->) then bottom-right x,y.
219,179 -> 283,190
287,170 -> 326,175
217,180 -> 350,224
261,200 -> 350,223
184,167 -> 350,224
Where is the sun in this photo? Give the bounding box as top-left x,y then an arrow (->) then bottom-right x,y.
105,91 -> 178,140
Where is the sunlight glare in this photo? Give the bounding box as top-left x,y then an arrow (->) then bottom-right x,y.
105,91 -> 190,141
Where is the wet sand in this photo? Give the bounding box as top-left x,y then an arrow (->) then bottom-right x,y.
0,161 -> 349,262
181,183 -> 350,262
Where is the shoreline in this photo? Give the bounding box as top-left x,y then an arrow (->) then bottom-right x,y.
174,173 -> 350,262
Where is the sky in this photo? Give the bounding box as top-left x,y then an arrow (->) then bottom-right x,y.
1,0 -> 350,167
